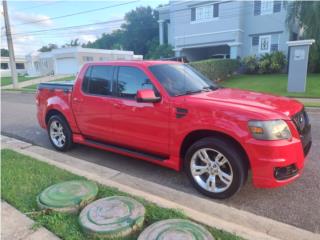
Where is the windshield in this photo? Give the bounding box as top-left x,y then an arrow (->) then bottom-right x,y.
148,64 -> 218,96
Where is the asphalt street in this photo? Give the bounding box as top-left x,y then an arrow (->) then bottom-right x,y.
1,91 -> 320,233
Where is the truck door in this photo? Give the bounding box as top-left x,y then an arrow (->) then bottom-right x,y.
72,64 -> 116,142
111,66 -> 170,156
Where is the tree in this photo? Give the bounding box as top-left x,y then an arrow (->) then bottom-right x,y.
83,6 -> 160,57
85,30 -> 124,50
63,38 -> 80,48
145,41 -> 174,59
38,43 -> 58,52
286,1 -> 320,72
1,48 -> 9,57
121,6 -> 159,56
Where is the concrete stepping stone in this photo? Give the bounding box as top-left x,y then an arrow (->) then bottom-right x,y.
79,196 -> 145,238
138,219 -> 214,240
37,180 -> 98,213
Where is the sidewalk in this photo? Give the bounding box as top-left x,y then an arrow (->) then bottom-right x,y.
1,75 -> 71,90
1,201 -> 60,240
1,135 -> 320,240
294,97 -> 320,103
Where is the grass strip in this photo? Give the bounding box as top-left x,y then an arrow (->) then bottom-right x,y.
1,149 -> 242,240
1,76 -> 38,86
220,74 -> 320,98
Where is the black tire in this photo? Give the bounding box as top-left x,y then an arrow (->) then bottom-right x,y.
184,137 -> 248,199
47,114 -> 73,151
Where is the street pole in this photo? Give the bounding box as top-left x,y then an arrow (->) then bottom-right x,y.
3,0 -> 18,89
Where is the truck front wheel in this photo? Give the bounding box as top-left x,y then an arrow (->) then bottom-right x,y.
184,137 -> 248,199
47,115 -> 73,151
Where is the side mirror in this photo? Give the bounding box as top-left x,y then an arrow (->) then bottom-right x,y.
136,89 -> 161,103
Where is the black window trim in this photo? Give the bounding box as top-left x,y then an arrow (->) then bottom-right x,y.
80,64 -> 116,98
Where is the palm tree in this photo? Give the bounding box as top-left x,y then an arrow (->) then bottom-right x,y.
286,1 -> 320,72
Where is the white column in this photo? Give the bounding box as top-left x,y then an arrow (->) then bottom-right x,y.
158,20 -> 165,45
228,43 -> 241,59
230,46 -> 238,59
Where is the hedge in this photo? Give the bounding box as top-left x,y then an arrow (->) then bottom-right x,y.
189,59 -> 240,81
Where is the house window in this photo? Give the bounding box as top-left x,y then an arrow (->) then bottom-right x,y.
83,56 -> 94,62
1,63 -> 9,69
16,63 -> 25,69
252,36 -> 259,46
261,1 -> 273,15
271,44 -> 278,52
191,4 -> 219,22
259,35 -> 271,53
254,0 -> 280,15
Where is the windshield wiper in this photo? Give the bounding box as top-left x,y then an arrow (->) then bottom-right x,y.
204,85 -> 220,91
174,85 -> 220,97
175,89 -> 203,96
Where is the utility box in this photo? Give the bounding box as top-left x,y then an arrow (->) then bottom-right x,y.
287,39 -> 315,92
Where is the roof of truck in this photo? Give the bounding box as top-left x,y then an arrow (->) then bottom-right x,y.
84,60 -> 182,67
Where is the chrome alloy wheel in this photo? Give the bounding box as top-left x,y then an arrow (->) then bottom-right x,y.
190,148 -> 233,193
49,120 -> 66,148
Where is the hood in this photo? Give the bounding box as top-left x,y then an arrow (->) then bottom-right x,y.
189,88 -> 303,118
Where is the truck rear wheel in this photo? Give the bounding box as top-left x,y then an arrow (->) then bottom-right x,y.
48,115 -> 73,151
184,137 -> 247,199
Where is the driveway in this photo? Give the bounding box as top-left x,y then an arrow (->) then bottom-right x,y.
1,91 -> 320,233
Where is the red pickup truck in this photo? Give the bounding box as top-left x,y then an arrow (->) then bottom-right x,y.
36,61 -> 312,199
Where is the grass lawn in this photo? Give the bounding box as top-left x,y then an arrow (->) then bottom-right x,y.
1,76 -> 38,86
1,149 -> 242,240
23,76 -> 75,90
220,74 -> 320,98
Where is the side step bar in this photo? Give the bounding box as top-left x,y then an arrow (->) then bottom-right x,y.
84,139 -> 168,162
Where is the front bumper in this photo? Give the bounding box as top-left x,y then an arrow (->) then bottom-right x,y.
247,116 -> 311,188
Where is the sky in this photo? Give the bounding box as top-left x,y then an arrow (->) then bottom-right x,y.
1,0 -> 168,56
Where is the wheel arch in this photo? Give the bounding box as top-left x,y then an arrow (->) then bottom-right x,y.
180,130 -> 250,169
45,109 -> 68,126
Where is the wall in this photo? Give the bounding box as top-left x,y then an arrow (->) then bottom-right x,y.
165,1 -> 243,49
242,1 -> 290,57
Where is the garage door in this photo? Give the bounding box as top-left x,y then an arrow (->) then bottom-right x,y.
55,58 -> 78,75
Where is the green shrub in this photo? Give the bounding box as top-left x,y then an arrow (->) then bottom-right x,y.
242,51 -> 287,74
308,43 -> 320,73
145,42 -> 174,59
189,59 -> 240,81
242,55 -> 259,74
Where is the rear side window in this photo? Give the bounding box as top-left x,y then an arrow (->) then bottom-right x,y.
82,65 -> 113,96
117,66 -> 155,99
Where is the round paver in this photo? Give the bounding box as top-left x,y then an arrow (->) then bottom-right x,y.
37,180 -> 98,213
138,219 -> 215,240
79,196 -> 145,238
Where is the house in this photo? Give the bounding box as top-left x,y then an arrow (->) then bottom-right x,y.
157,0 -> 299,61
26,47 -> 143,77
0,56 -> 27,77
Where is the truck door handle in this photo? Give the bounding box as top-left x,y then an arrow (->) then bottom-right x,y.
73,97 -> 83,103
113,103 -> 120,108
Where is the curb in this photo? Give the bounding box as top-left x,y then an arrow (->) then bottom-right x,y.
1,201 -> 60,240
2,135 -> 320,240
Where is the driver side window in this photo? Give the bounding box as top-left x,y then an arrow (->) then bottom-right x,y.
117,66 -> 158,99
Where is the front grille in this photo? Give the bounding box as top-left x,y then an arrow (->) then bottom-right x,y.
292,108 -> 312,156
292,109 -> 309,133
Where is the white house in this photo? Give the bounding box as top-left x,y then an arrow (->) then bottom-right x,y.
0,56 -> 27,77
26,47 -> 143,77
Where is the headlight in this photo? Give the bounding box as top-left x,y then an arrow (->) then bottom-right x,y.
248,120 -> 292,140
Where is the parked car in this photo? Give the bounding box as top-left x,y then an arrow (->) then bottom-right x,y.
36,61 -> 312,199
211,54 -> 230,59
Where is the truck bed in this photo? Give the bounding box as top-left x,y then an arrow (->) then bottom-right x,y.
38,81 -> 75,92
